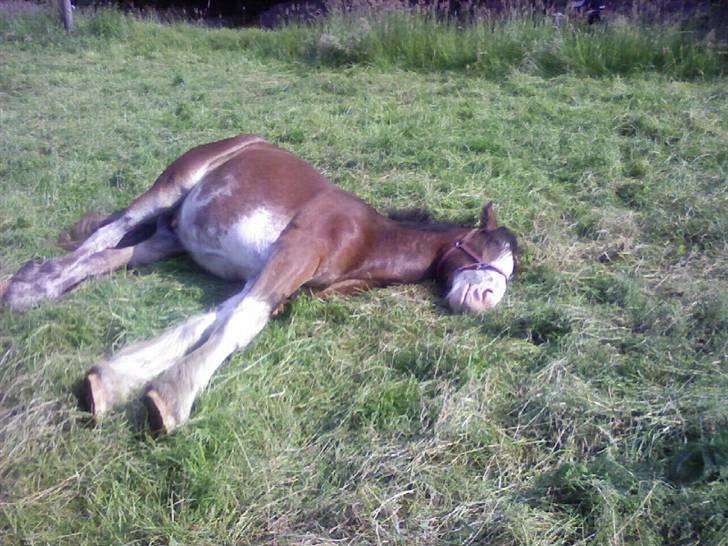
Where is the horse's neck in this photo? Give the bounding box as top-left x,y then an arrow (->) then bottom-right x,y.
362,223 -> 469,283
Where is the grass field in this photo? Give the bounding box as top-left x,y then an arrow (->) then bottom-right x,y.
1,5 -> 727,545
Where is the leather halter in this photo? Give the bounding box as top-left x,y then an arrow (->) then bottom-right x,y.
437,229 -> 511,285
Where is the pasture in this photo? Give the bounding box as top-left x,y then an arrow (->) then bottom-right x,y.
1,5 -> 727,544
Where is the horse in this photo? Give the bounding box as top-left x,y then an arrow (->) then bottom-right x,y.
1,135 -> 518,433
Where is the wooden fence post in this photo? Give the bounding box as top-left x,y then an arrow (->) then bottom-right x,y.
59,0 -> 74,32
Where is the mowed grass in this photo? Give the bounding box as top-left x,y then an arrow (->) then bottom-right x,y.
1,7 -> 727,545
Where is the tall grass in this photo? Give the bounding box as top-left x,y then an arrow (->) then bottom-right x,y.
1,4 -> 725,79
305,7 -> 726,78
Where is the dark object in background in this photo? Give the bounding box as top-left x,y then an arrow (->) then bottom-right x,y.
570,0 -> 607,23
77,0 -> 289,26
71,0 -> 728,29
257,0 -> 326,28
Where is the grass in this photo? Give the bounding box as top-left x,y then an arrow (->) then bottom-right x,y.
1,5 -> 727,545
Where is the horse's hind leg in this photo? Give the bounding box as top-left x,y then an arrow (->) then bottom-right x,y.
8,215 -> 183,314
3,135 -> 265,311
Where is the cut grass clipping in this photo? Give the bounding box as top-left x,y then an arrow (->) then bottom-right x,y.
1,5 -> 727,545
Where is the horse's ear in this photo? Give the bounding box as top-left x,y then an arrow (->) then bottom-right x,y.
480,202 -> 497,230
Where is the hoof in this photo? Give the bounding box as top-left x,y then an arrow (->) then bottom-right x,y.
3,277 -> 52,312
3,279 -> 37,312
3,258 -> 67,311
83,369 -> 109,416
144,388 -> 178,434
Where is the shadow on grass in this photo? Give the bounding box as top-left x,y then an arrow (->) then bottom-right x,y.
666,431 -> 728,485
526,436 -> 728,541
142,254 -> 244,307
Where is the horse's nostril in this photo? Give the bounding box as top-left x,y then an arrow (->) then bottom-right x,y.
460,285 -> 470,307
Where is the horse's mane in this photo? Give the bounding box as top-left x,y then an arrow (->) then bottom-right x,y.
386,208 -> 466,232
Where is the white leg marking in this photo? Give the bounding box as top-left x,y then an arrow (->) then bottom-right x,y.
90,288 -> 249,409
181,297 -> 271,393
446,250 -> 515,313
147,293 -> 273,430
75,214 -> 139,255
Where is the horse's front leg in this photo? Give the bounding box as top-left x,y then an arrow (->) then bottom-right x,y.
143,294 -> 272,433
143,234 -> 326,433
84,288 -> 249,415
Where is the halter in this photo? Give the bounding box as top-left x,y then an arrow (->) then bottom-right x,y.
437,230 -> 511,285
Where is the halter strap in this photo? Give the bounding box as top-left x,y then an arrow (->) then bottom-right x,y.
437,230 -> 511,285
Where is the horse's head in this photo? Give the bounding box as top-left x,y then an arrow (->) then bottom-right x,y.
436,202 -> 518,314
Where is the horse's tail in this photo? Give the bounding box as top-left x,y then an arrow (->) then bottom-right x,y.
57,210 -> 119,251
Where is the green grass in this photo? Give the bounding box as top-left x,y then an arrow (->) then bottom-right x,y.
1,6 -> 727,545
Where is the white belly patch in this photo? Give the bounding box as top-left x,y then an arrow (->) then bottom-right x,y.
177,202 -> 290,281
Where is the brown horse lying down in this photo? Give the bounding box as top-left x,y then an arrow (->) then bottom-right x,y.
2,135 -> 518,433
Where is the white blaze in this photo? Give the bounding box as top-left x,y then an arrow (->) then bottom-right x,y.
446,250 -> 514,313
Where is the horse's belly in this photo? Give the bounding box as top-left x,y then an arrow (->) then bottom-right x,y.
175,185 -> 291,281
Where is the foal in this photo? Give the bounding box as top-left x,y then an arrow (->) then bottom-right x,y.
2,135 -> 517,433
